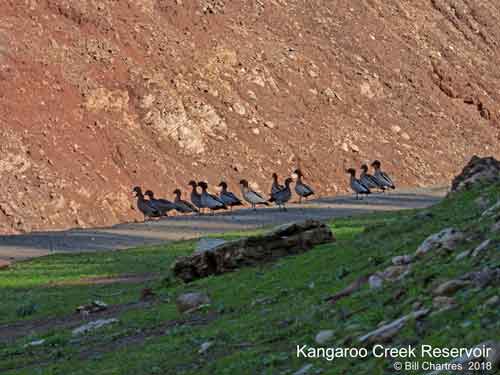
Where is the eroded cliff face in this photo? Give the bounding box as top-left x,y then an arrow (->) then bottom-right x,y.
1,0 -> 499,233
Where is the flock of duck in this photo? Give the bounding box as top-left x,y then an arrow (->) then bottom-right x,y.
132,161 -> 395,220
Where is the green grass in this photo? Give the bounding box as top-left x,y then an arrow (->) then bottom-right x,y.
1,184 -> 499,374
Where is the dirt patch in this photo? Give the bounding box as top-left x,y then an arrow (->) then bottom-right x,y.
0,300 -> 156,344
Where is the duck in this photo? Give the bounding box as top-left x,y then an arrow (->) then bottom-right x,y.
132,186 -> 161,220
270,177 -> 293,211
346,168 -> 371,200
144,190 -> 177,216
172,189 -> 199,214
293,169 -> 315,203
188,180 -> 205,213
239,179 -> 270,211
371,160 -> 396,190
198,181 -> 227,213
269,173 -> 285,202
218,181 -> 243,211
359,164 -> 381,190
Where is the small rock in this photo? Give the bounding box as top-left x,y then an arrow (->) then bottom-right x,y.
391,125 -> 401,133
72,318 -> 118,336
24,339 -> 45,348
472,239 -> 491,257
432,296 -> 457,311
381,265 -> 411,281
455,250 -> 471,261
251,128 -> 260,135
433,280 -> 470,296
415,228 -> 464,256
340,142 -> 349,152
263,120 -> 276,129
293,364 -> 313,375
481,200 -> 500,217
369,274 -> 384,289
392,255 -> 413,265
358,309 -> 429,343
350,143 -> 360,153
401,132 -> 410,141
176,292 -> 211,313
198,341 -> 214,354
315,330 -> 334,344
485,295 -> 499,307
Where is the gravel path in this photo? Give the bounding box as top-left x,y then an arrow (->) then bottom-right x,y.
0,187 -> 446,262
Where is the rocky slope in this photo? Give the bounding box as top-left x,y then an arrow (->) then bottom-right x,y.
1,0 -> 500,233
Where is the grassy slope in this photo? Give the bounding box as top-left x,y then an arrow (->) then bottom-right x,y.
0,185 -> 499,374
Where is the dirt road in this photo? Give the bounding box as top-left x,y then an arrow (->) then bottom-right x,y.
0,187 -> 446,262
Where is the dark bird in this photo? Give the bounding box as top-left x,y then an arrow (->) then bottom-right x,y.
359,164 -> 381,190
346,168 -> 371,200
270,177 -> 293,211
293,169 -> 314,203
132,186 -> 161,220
218,181 -> 243,210
188,180 -> 205,214
269,173 -> 285,202
239,179 -> 269,211
172,189 -> 199,214
371,160 -> 396,190
198,181 -> 227,213
144,190 -> 176,216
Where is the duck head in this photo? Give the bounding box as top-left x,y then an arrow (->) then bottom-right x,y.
218,181 -> 228,190
272,173 -> 278,181
144,190 -> 155,199
293,169 -> 303,178
360,164 -> 369,172
371,160 -> 381,169
132,186 -> 143,196
188,180 -> 198,189
197,181 -> 208,190
346,168 -> 356,176
173,189 -> 182,197
239,179 -> 249,188
284,177 -> 293,186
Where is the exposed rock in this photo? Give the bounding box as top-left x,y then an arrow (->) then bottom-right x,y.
358,309 -> 429,343
432,296 -> 457,312
72,318 -> 118,336
198,341 -> 214,354
485,295 -> 499,307
433,279 -> 470,296
76,300 -> 108,315
455,250 -> 471,261
482,200 -> 500,217
461,267 -> 500,288
472,239 -> 492,257
369,274 -> 384,289
451,156 -> 500,193
415,228 -> 464,256
0,259 -> 11,270
195,238 -> 227,253
381,265 -> 411,281
315,330 -> 334,344
24,339 -> 46,348
293,364 -> 314,375
172,220 -> 334,282
325,275 -> 369,303
392,255 -> 413,265
176,292 -> 211,313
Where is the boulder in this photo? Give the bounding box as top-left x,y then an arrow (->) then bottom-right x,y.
451,156 -> 500,193
315,330 -> 334,344
172,220 -> 335,282
176,292 -> 211,313
0,260 -> 11,270
72,318 -> 118,336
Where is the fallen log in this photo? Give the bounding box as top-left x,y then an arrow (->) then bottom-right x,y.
172,220 -> 335,282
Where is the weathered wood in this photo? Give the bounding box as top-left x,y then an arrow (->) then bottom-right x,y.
172,220 -> 335,282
